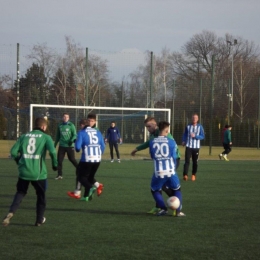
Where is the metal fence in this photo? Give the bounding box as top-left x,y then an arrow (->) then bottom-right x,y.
1,43 -> 260,149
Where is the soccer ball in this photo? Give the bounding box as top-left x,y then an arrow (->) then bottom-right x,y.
167,196 -> 180,210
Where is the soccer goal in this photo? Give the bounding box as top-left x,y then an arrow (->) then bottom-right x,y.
30,104 -> 171,144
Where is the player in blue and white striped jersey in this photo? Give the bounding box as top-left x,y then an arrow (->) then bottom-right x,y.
149,121 -> 185,216
74,123 -> 105,201
182,113 -> 205,181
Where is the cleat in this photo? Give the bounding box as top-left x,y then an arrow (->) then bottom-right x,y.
80,197 -> 89,202
55,175 -> 63,180
67,191 -> 81,199
111,160 -> 114,163
35,217 -> 46,226
219,154 -> 223,160
156,209 -> 168,216
183,175 -> 188,181
191,175 -> 196,181
118,159 -> 120,163
2,213 -> 13,226
147,207 -> 161,214
97,184 -> 104,197
88,187 -> 96,201
176,212 -> 186,217
223,155 -> 229,161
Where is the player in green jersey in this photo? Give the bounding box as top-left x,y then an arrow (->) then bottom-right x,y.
54,113 -> 78,180
2,118 -> 58,227
131,117 -> 181,215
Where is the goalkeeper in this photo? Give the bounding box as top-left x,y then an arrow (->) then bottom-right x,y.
131,117 -> 181,215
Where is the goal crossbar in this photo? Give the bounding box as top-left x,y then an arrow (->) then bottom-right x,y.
30,104 -> 171,131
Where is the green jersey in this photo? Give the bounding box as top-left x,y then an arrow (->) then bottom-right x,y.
54,122 -> 77,148
135,128 -> 181,158
224,129 -> 232,144
10,129 -> 58,181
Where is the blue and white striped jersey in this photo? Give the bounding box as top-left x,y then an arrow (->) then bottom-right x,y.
182,123 -> 205,149
75,127 -> 105,163
149,136 -> 177,178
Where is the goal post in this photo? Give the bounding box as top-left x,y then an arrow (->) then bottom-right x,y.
30,104 -> 171,144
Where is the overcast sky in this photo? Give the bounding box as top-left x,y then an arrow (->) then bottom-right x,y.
1,0 -> 260,53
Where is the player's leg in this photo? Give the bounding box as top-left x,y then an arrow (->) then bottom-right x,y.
150,175 -> 168,216
66,147 -> 78,168
86,162 -> 101,198
175,157 -> 180,170
183,147 -> 192,180
162,185 -> 172,197
147,189 -> 163,214
31,179 -> 47,226
114,142 -> 120,162
109,142 -> 114,162
2,178 -> 30,226
167,175 -> 185,217
78,162 -> 95,201
56,146 -> 66,179
219,143 -> 226,159
226,144 -> 231,155
223,144 -> 230,161
191,148 -> 199,180
67,166 -> 81,199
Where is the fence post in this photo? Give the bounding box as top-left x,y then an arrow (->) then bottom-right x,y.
171,80 -> 175,135
16,43 -> 20,139
150,52 -> 154,113
209,55 -> 215,155
85,47 -> 89,114
257,78 -> 260,149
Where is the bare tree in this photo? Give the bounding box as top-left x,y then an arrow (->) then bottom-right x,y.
27,43 -> 57,97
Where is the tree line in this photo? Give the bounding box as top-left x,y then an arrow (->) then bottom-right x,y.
1,31 -> 260,144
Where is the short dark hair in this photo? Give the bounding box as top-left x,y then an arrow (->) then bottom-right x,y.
144,117 -> 156,124
79,119 -> 88,125
87,113 -> 96,120
158,121 -> 170,131
111,121 -> 115,124
34,118 -> 47,128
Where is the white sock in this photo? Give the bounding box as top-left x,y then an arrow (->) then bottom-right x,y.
74,190 -> 81,195
94,182 -> 99,188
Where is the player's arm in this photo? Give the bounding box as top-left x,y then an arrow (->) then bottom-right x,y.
98,131 -> 106,154
69,123 -> 77,145
105,128 -> 109,142
75,131 -> 82,152
166,133 -> 181,158
148,140 -> 155,160
46,135 -> 58,170
195,124 -> 205,140
10,137 -> 22,164
182,127 -> 188,146
131,140 -> 150,156
54,125 -> 60,148
117,128 -> 122,142
228,131 -> 232,144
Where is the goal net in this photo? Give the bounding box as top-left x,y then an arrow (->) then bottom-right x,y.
30,104 -> 171,144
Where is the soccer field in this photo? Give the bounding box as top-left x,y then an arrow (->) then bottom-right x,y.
1,159 -> 260,260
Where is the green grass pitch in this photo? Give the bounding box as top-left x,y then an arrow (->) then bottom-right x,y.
0,158 -> 260,260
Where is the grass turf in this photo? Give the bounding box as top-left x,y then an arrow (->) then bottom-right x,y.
0,159 -> 260,260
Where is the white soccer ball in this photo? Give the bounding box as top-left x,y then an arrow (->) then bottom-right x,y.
167,196 -> 180,210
